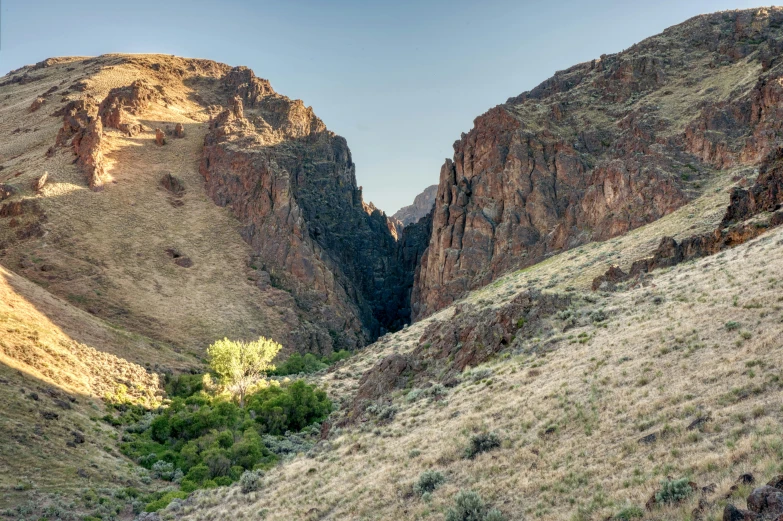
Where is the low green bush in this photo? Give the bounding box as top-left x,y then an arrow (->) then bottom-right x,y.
615,505 -> 644,520
240,469 -> 264,493
145,490 -> 188,512
414,470 -> 445,496
655,477 -> 693,504
271,350 -> 352,376
464,432 -> 501,459
445,490 -> 506,521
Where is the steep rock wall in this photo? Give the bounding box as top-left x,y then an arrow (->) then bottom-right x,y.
413,8 -> 783,319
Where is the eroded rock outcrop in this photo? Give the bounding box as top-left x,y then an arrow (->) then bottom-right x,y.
593,148 -> 783,289
417,290 -> 571,372
72,117 -> 106,191
52,97 -> 107,190
341,289 -> 569,424
413,8 -> 783,319
98,79 -> 159,134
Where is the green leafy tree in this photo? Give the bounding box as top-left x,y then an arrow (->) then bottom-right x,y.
207,337 -> 282,407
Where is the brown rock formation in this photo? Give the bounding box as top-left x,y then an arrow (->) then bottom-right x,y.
98,79 -> 159,132
52,97 -> 107,190
160,173 -> 185,196
413,8 -> 783,319
199,68 -> 412,350
29,97 -> 46,112
72,117 -> 106,191
53,98 -> 97,147
391,184 -> 437,226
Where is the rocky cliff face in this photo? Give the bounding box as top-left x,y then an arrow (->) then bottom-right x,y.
391,184 -> 437,226
200,68 -> 412,350
413,8 -> 783,319
0,54 -> 423,354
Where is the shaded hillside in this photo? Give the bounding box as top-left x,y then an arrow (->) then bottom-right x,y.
0,264 -> 191,513
413,7 -> 783,319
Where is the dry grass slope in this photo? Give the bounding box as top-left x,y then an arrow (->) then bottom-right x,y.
0,54 -> 288,352
168,203 -> 783,520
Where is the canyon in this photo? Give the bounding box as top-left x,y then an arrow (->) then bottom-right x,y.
3,7 -> 783,520
7,8 -> 783,353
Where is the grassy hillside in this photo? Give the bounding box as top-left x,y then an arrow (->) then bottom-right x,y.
164,202 -> 783,521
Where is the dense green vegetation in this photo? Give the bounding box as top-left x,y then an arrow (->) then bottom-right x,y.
271,350 -> 351,376
104,375 -> 331,511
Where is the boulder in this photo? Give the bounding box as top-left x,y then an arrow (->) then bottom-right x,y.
160,173 -> 184,196
768,476 -> 783,491
724,504 -> 759,521
591,265 -> 628,291
747,486 -> 783,518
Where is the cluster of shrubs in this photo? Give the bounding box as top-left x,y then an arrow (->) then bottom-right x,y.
271,350 -> 351,376
405,384 -> 447,403
104,375 -> 331,510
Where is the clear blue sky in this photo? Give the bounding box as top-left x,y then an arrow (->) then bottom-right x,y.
0,0 -> 765,213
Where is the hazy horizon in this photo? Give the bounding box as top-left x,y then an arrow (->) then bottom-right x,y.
0,0 -> 765,214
